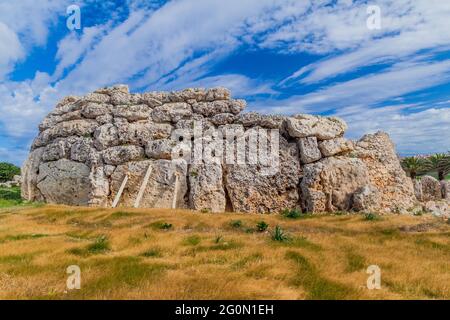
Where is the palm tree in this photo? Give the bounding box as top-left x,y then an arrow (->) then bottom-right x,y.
426,153 -> 450,181
401,156 -> 426,180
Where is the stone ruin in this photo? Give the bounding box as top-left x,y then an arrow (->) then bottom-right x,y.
22,85 -> 422,214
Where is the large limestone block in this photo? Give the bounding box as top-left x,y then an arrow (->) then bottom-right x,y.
441,181 -> 450,200
33,119 -> 98,148
21,147 -> 45,201
286,114 -> 347,140
110,159 -> 188,208
297,137 -> 321,164
301,157 -> 370,213
224,137 -> 301,213
81,102 -> 111,119
420,176 -> 442,201
352,185 -> 381,212
112,104 -> 152,121
192,99 -> 246,117
88,166 -> 110,206
94,123 -> 119,150
145,139 -> 177,160
318,137 -> 354,157
102,145 -> 144,165
189,163 -> 226,213
36,159 -> 91,205
115,119 -> 173,145
354,131 -> 416,213
151,103 -> 192,123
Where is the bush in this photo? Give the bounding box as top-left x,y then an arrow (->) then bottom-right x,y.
0,162 -> 20,182
230,220 -> 242,228
282,208 -> 302,219
363,212 -> 380,221
256,221 -> 269,232
271,226 -> 290,242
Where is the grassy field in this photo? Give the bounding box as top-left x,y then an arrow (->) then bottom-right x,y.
0,199 -> 448,300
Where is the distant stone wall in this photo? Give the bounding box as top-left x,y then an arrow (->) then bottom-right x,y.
22,85 -> 417,214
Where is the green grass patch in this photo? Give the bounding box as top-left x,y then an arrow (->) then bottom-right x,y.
0,233 -> 48,243
229,220 -> 243,228
345,252 -> 366,273
147,221 -> 173,230
286,251 -> 355,300
140,248 -> 163,258
67,235 -> 111,256
363,212 -> 381,221
256,221 -> 269,232
270,225 -> 290,242
183,235 -> 201,246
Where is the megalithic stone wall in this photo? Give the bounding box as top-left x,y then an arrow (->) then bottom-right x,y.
21,85 -> 417,214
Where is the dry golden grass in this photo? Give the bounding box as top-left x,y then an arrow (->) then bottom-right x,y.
0,204 -> 449,300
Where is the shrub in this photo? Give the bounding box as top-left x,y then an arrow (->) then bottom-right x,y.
363,212 -> 380,221
87,236 -> 111,254
256,221 -> 269,232
149,221 -> 173,230
271,225 -> 290,242
230,220 -> 242,228
141,248 -> 162,258
282,208 -> 302,219
0,163 -> 20,182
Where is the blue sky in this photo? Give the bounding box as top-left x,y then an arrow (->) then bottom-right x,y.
0,0 -> 449,166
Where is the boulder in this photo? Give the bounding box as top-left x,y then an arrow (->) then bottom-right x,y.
420,175 -> 442,201
94,123 -> 119,150
286,114 -> 347,140
112,104 -> 151,121
297,137 -> 322,164
352,185 -> 381,212
145,139 -> 177,160
354,132 -> 416,213
81,102 -> 111,119
318,137 -> 354,157
36,159 -> 91,206
301,157 -> 370,213
189,163 -> 226,212
423,200 -> 450,218
225,137 -> 301,213
102,145 -> 144,165
21,147 -> 45,201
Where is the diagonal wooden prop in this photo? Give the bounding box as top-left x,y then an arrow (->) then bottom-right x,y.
112,174 -> 129,208
134,164 -> 153,208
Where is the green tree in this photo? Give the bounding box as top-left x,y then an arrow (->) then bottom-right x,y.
426,153 -> 450,181
401,156 -> 426,180
0,162 -> 20,182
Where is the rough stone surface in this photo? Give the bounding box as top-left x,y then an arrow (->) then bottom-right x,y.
189,163 -> 226,213
36,159 -> 91,205
22,86 -> 424,214
353,132 -> 416,213
318,138 -> 354,157
441,180 -> 450,200
297,137 -> 321,164
420,176 -> 442,202
301,157 -> 370,213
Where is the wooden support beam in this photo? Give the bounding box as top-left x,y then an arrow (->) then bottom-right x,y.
171,173 -> 180,209
134,164 -> 153,208
112,174 -> 128,208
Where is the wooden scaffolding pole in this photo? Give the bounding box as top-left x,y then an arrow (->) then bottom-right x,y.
112,174 -> 128,208
171,173 -> 180,209
134,164 -> 153,208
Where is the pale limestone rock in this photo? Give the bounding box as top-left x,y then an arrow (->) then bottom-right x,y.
33,119 -> 97,148
298,137 -> 322,164
37,159 -> 91,205
151,102 -> 192,123
210,113 -> 236,126
85,92 -> 110,104
420,175 -> 442,201
354,132 -> 416,213
301,157 -> 370,213
286,114 -> 347,140
225,137 -> 301,213
319,137 -> 354,157
88,166 -> 110,206
102,145 -> 144,165
21,147 -> 45,201
110,159 -> 188,208
112,104 -> 151,121
423,200 -> 450,218
441,181 -> 450,200
145,139 -> 177,160
205,87 -> 230,101
352,185 -> 381,212
237,112 -> 262,127
71,138 -> 94,163
81,103 -> 111,119
42,139 -> 68,162
189,163 -> 226,213
94,123 -> 119,150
